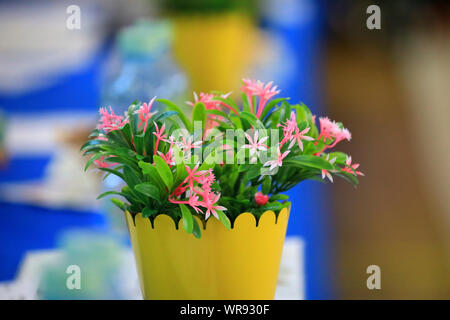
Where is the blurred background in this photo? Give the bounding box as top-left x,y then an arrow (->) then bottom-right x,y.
0,0 -> 449,299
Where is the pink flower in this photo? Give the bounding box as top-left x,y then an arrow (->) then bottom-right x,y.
318,117 -> 340,141
290,127 -> 314,151
278,111 -> 314,150
263,148 -> 290,171
197,168 -> 215,187
94,155 -> 117,168
256,81 -> 280,101
172,184 -> 188,197
241,79 -> 280,118
187,91 -> 238,134
242,131 -> 268,158
278,111 -> 298,145
188,193 -> 203,214
177,135 -> 202,157
341,156 -> 364,176
318,117 -> 351,145
183,163 -> 207,188
98,107 -> 128,133
153,121 -> 167,156
321,154 -> 336,182
153,121 -> 167,141
199,192 -> 227,220
135,97 -> 156,134
241,79 -> 259,94
157,147 -> 176,167
188,91 -> 230,107
334,128 -> 351,142
168,165 -> 226,219
187,92 -> 216,109
187,92 -> 237,115
315,117 -> 351,155
241,78 -> 258,113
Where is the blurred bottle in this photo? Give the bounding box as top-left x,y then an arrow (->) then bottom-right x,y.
101,19 -> 188,114
100,20 -> 188,234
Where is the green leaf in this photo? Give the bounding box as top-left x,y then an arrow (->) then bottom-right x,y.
142,207 -> 158,218
269,194 -> 289,201
261,98 -> 288,121
284,155 -> 334,170
179,204 -> 193,234
239,111 -> 265,130
174,160 -> 188,187
138,161 -> 166,191
206,109 -> 231,122
262,176 -> 271,194
259,201 -> 283,211
103,156 -> 140,173
123,166 -> 141,188
110,198 -> 126,211
121,185 -> 143,203
88,129 -> 100,138
335,171 -> 359,187
246,165 -> 261,180
238,164 -> 251,172
138,160 -> 154,175
127,104 -> 139,134
229,114 -> 243,129
80,139 -> 106,151
134,183 -> 160,202
96,191 -> 127,200
152,110 -> 178,123
157,98 -> 192,131
192,218 -> 202,239
192,102 -> 207,132
216,210 -> 231,230
268,107 -> 281,129
84,153 -> 103,171
153,155 -> 173,190
279,101 -> 292,124
82,148 -> 102,156
98,167 -> 125,180
241,92 -> 251,113
121,184 -> 146,205
198,151 -> 217,171
327,152 -> 348,165
107,130 -> 130,148
120,122 -> 133,147
211,96 -> 239,115
134,135 -> 144,155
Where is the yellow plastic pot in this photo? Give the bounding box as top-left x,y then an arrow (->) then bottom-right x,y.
124,207 -> 289,300
171,12 -> 256,95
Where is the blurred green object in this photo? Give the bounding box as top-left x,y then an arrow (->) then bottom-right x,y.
159,0 -> 257,14
39,231 -> 125,300
102,19 -> 187,114
117,19 -> 172,59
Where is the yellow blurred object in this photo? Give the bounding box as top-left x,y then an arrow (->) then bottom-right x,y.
125,207 -> 289,299
171,13 -> 256,95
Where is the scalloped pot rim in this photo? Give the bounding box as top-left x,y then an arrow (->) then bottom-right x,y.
126,206 -> 290,231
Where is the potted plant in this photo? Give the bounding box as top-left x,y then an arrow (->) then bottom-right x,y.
81,79 -> 363,299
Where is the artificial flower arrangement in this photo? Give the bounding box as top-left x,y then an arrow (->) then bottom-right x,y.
81,79 -> 363,299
